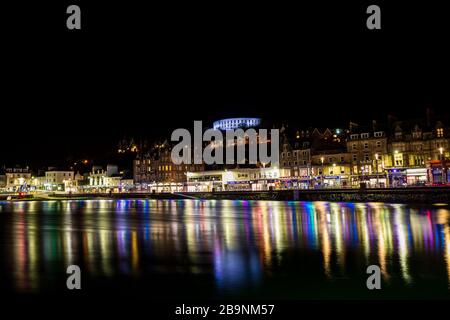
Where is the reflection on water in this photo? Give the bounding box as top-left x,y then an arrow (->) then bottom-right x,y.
1,199 -> 450,298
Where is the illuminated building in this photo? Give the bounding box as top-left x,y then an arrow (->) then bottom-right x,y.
186,167 -> 282,192
346,122 -> 388,187
134,141 -> 204,192
280,126 -> 350,189
5,167 -> 32,192
280,129 -> 313,189
87,165 -> 124,192
311,152 -> 351,188
213,117 -> 261,131
43,170 -> 75,191
117,137 -> 139,154
385,119 -> 449,186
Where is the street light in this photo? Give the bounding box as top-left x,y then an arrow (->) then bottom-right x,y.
375,153 -> 379,188
320,157 -> 324,188
440,147 -> 446,184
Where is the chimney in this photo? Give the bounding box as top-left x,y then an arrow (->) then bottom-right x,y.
387,113 -> 396,133
372,120 -> 377,131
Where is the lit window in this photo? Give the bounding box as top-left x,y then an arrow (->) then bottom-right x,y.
374,132 -> 383,137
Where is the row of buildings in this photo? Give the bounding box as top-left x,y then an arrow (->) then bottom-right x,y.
278,118 -> 449,189
2,112 -> 449,193
134,114 -> 450,191
0,165 -> 133,193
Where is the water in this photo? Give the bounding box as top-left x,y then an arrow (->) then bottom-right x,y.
1,199 -> 450,299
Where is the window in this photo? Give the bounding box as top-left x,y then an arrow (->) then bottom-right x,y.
414,156 -> 424,166
413,132 -> 421,139
350,134 -> 358,140
437,128 -> 444,138
364,142 -> 369,149
352,143 -> 357,150
340,156 -> 344,163
394,153 -> 403,166
364,153 -> 370,161
353,154 -> 357,162
361,133 -> 369,138
376,141 -> 382,148
328,157 -> 333,163
374,131 -> 383,137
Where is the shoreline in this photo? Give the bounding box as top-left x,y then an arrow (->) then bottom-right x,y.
2,187 -> 450,204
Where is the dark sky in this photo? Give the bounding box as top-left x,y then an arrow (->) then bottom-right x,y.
2,1 -> 450,167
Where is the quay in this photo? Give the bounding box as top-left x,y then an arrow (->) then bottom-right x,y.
2,187 -> 450,204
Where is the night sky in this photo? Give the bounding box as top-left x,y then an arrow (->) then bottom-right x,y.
2,1 -> 449,167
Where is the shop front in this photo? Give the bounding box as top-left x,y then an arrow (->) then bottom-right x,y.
387,168 -> 407,187
251,179 -> 278,191
225,181 -> 251,191
279,176 -> 312,189
406,168 -> 428,186
427,160 -> 450,185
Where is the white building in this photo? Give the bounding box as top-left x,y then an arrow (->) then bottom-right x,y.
186,167 -> 283,192
44,170 -> 75,191
5,167 -> 33,192
88,165 -> 124,192
213,117 -> 262,131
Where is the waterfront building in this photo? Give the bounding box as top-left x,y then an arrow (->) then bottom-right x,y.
311,151 -> 351,188
44,169 -> 75,191
5,167 -> 32,192
134,141 -> 204,192
280,126 -> 350,189
346,122 -> 388,187
88,165 -> 123,192
186,167 -> 283,192
385,119 -> 449,186
280,129 -> 313,189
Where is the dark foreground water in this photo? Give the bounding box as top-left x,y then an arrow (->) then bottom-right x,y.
1,199 -> 450,299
